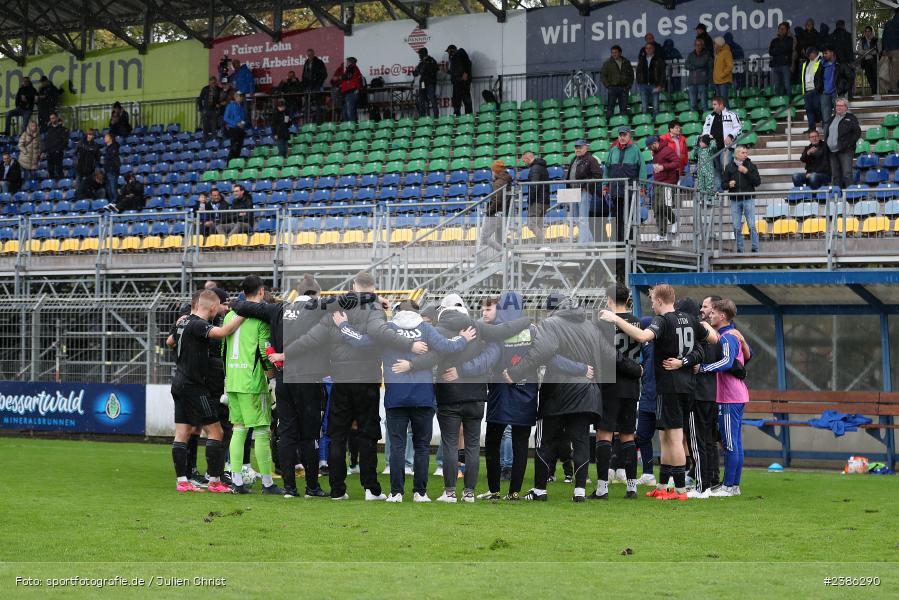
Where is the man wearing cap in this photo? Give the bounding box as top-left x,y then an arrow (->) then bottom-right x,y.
600,45 -> 634,121
604,128 -> 642,244
446,45 -> 473,116
567,139 -> 602,244
648,135 -> 680,242
223,91 -> 247,162
413,48 -> 440,118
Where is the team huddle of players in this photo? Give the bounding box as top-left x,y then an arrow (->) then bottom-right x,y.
167,272 -> 751,502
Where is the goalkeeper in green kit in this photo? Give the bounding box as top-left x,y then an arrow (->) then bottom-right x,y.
224,275 -> 282,495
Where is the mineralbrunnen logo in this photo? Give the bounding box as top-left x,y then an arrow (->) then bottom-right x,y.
105,393 -> 122,420
405,27 -> 430,52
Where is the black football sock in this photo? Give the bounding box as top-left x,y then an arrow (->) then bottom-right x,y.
205,439 -> 225,480
658,464 -> 672,489
187,434 -> 200,473
172,442 -> 189,479
595,440 -> 611,495
622,441 -> 638,491
672,465 -> 687,491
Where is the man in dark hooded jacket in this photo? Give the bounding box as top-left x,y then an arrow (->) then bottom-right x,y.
504,294 -> 618,502
284,273 -> 425,500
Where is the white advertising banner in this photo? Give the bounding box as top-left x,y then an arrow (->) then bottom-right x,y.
345,11 -> 526,104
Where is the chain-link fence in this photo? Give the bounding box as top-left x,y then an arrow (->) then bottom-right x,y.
0,294 -> 183,385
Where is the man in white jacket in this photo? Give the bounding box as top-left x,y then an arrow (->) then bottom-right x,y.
702,96 -> 743,189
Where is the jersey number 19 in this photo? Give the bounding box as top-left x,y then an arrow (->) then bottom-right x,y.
675,326 -> 694,358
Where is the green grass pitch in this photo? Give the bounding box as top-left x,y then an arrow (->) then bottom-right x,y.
1,437 -> 898,599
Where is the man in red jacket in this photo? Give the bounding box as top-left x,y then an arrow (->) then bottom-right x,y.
649,135 -> 680,242
660,120 -> 689,178
339,57 -> 363,122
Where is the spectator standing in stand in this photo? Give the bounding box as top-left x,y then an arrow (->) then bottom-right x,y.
1,152 -> 23,194
802,48 -> 823,132
16,122 -> 41,182
108,101 -> 132,138
301,49 -> 328,123
825,98 -> 861,189
797,19 -> 821,71
857,26 -> 880,94
521,150 -> 550,246
44,112 -> 68,180
712,37 -> 734,107
197,77 -> 222,140
224,91 -> 247,162
75,130 -> 101,190
636,41 -> 666,116
815,47 -> 854,122
686,38 -> 712,112
329,64 -> 345,120
35,76 -> 61,133
231,59 -> 255,96
600,45 -> 635,120
660,120 -> 688,178
446,45 -> 473,116
102,132 -> 120,204
413,48 -> 440,118
339,57 -> 364,123
883,9 -> 899,93
695,23 -> 715,59
275,70 -> 303,117
769,22 -> 796,96
647,135 -> 679,242
3,77 -> 36,135
722,145 -> 761,254
273,99 -> 291,158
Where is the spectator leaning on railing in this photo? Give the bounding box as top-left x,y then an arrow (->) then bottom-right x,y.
792,130 -> 831,189
722,145 -> 761,254
301,49 -> 328,122
604,128 -> 641,244
648,135 -> 679,242
109,101 -> 132,138
824,98 -> 861,190
568,139 -> 603,244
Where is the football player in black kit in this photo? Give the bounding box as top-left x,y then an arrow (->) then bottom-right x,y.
168,289 -> 244,493
600,284 -> 716,501
593,283 -> 643,500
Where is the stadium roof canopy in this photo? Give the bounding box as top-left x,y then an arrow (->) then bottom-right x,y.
0,0 -> 548,65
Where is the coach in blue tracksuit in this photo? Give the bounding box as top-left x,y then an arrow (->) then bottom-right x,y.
338,299 -> 475,502
635,316 -> 657,484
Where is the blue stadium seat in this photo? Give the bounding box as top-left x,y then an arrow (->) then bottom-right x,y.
382,173 -> 401,187
33,226 -> 52,239
35,202 -> 54,214
874,183 -> 898,200
516,168 -> 530,182
170,221 -> 186,235
72,224 -> 90,238
360,174 -> 380,188
787,186 -> 813,203
864,168 -> 889,185
471,183 -> 492,197
845,184 -> 870,201
815,186 -> 841,201
62,190 -> 76,202
195,182 -> 212,194
146,197 -> 165,210
403,172 -> 423,186
52,226 -> 71,239
274,179 -> 294,191
174,183 -> 192,196
376,186 -> 398,201
334,188 -> 354,202
316,176 -> 336,190
296,177 -> 315,190
290,191 -> 310,204
426,171 -> 446,186
884,153 -> 899,169
856,153 -> 879,170
270,191 -> 289,205
254,180 -> 273,193
149,222 -> 170,236
448,170 -> 469,185
424,185 -> 444,199
323,217 -> 343,230
447,184 -> 467,198
547,166 -> 565,179
347,216 -> 369,229
167,196 -> 185,209
355,187 -> 375,202
56,201 -> 72,214
471,169 -> 492,183
884,199 -> 899,216
255,218 -> 275,233
400,187 -> 421,200
311,189 -> 332,202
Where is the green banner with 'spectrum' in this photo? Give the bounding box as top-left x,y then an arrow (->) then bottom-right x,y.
0,39 -> 209,110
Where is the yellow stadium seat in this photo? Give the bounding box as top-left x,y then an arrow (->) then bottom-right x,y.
2,240 -> 19,254
294,231 -> 317,246
59,238 -> 80,253
318,231 -> 341,245
141,236 -> 162,251
101,238 -> 121,250
440,227 -> 464,243
771,218 -> 798,237
836,217 -> 859,235
520,226 -> 536,241
161,235 -> 184,250
80,238 -> 99,252
801,218 -> 826,236
341,230 -> 364,245
273,232 -> 291,246
40,239 -> 60,253
365,229 -> 386,244
28,239 -> 42,253
390,229 -> 413,244
741,220 -> 767,236
861,216 -> 890,235
188,234 -> 204,247
895,217 -> 899,232
204,234 -> 226,248
415,229 -> 439,244
247,232 -> 271,247
546,224 -> 570,241
226,233 -> 249,247
464,227 -> 478,242
120,236 -> 142,251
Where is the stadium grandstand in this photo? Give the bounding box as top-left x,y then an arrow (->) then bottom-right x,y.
2,0 -> 898,593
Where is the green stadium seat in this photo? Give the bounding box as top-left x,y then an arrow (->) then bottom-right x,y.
324,152 -> 343,165
229,158 -> 247,169
563,117 -> 584,130
497,132 -> 516,146
387,149 -> 407,162
768,95 -> 790,109
496,143 -> 516,157
220,169 -> 238,181
408,148 -> 428,161
405,159 -> 426,173
280,166 -> 300,178
520,99 -> 538,111
415,116 -> 434,127
476,133 -> 495,146
265,156 -> 284,168
884,113 -> 899,128
384,160 -> 403,174
285,155 -> 304,168
631,114 -> 652,127
655,111 -> 675,125
754,119 -> 777,134
479,102 -> 497,113
435,124 -> 453,137
330,141 -> 348,154
584,95 -> 602,107
428,158 -> 449,172
855,140 -> 871,155
562,106 -> 581,120
309,142 -> 328,155
584,105 -> 603,118
587,127 -> 608,140
519,131 -> 539,145
540,98 -> 560,111
563,128 -> 585,142
260,167 -> 280,179
476,121 -> 496,134
472,156 -> 493,170
301,165 -> 320,177
345,151 -> 365,164
454,134 -> 473,147
542,141 -> 563,155
678,110 -> 700,124
252,146 -> 272,157
431,136 -> 452,150
874,139 -> 898,154
395,117 -> 414,128
357,120 -> 375,131
542,129 -> 562,143
369,139 -> 389,152
338,120 -> 357,132
304,153 -> 324,166
586,115 -> 607,129
589,139 -> 610,153
519,119 -> 538,133
632,124 -> 654,139
498,110 -> 517,123
457,114 -> 475,125
334,131 -> 353,143
561,96 -> 581,109
474,146 -> 495,158
201,170 -> 219,182
361,162 -> 382,175
520,108 -> 538,122
320,122 -> 337,132
739,133 -> 758,147
456,123 -> 475,136
450,157 -> 471,171
609,115 -> 629,128
749,107 -> 772,120
866,126 -> 886,142
430,146 -> 451,160
321,164 -> 340,177
453,146 -> 473,159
